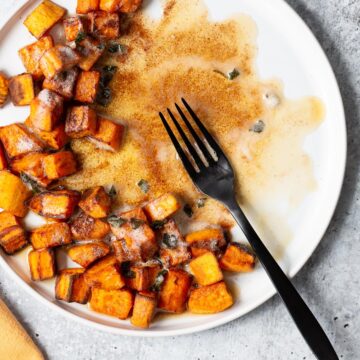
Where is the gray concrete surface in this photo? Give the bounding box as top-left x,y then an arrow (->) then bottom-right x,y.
0,1 -> 359,359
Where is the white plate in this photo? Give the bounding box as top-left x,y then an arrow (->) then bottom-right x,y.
0,0 -> 346,336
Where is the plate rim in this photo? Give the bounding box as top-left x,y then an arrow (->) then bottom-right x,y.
0,0 -> 347,337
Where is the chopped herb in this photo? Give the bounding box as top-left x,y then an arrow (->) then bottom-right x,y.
108,185 -> 117,198
150,269 -> 168,292
75,31 -> 86,44
137,179 -> 149,193
130,218 -> 145,229
107,214 -> 127,228
121,262 -> 136,278
183,204 -> 193,218
249,120 -> 265,133
227,68 -> 240,80
103,65 -> 118,73
20,173 -> 43,194
197,197 -> 207,208
96,87 -> 111,106
213,69 -> 226,78
162,233 -> 178,249
108,42 -> 127,54
97,43 -> 105,50
151,219 -> 168,230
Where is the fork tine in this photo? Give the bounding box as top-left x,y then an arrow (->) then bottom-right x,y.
181,98 -> 226,159
175,103 -> 216,166
159,112 -> 197,178
167,108 -> 206,170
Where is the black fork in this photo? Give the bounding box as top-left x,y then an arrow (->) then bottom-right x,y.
159,98 -> 338,360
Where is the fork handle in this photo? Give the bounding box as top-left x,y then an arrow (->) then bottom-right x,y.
227,198 -> 338,360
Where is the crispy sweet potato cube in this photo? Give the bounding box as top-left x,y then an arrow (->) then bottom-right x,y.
30,222 -> 71,249
77,0 -> 100,14
25,118 -> 68,150
40,45 -> 80,79
0,171 -> 31,217
219,243 -> 256,272
125,265 -> 150,291
90,117 -> 124,152
148,264 -> 161,287
144,193 -> 181,221
190,247 -> 209,258
0,124 -> 45,159
70,211 -> 110,240
0,212 -> 28,254
68,242 -> 110,267
158,269 -> 192,313
55,268 -> 90,303
185,228 -> 226,256
28,248 -> 56,281
30,89 -> 64,131
90,287 -> 133,319
74,70 -> 100,103
77,37 -> 105,71
79,186 -> 111,218
0,72 -> 9,107
189,252 -> 223,286
84,255 -> 125,290
119,0 -> 142,13
131,291 -> 156,328
88,11 -> 119,39
0,144 -> 7,170
43,151 -> 77,180
110,208 -> 157,261
43,68 -> 79,99
100,0 -> 121,12
18,36 -> 54,80
65,105 -> 97,138
63,16 -> 88,42
8,74 -> 35,106
24,0 -> 66,39
28,190 -> 80,219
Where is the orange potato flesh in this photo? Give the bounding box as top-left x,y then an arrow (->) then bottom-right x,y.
67,242 -> 110,268
77,37 -> 105,71
77,0 -> 100,14
28,248 -> 56,281
119,0 -> 142,13
65,105 -> 97,138
131,292 -> 157,328
90,288 -> 134,319
43,151 -> 77,180
70,211 -> 110,240
0,171 -> 32,217
8,73 -> 35,106
219,243 -> 256,272
90,117 -> 124,152
74,70 -> 100,103
88,11 -> 120,39
99,0 -> 121,12
0,72 -> 9,107
42,68 -> 79,99
63,16 -> 88,42
78,186 -> 111,218
185,228 -> 226,255
189,252 -> 223,286
30,222 -> 71,250
144,193 -> 181,221
125,266 -> 150,291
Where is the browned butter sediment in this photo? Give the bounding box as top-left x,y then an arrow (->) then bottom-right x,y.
64,0 -> 324,255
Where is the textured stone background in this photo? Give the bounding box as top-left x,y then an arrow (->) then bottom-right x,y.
0,1 -> 359,359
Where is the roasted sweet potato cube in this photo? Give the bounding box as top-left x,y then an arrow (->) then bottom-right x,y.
78,186 -> 111,218
55,268 -> 90,303
43,68 -> 79,99
30,222 -> 71,249
110,208 -> 157,261
190,247 -> 209,258
88,11 -> 119,39
158,269 -> 192,313
84,255 -> 125,290
0,124 -> 45,159
90,287 -> 133,319
188,281 -> 233,314
28,248 -> 56,281
68,242 -> 110,267
30,89 -> 64,131
185,228 -> 226,255
28,190 -> 80,219
25,118 -> 68,150
70,211 -> 110,240
65,105 -> 97,138
40,45 -> 80,79
0,144 -> 7,170
18,36 -> 54,80
8,74 -> 35,106
189,252 -> 223,286
119,0 -> 142,13
125,265 -> 150,291
90,117 -> 124,152
43,151 -> 77,180
63,16 -> 88,42
74,70 -> 100,103
77,37 -> 105,71
77,0 -> 100,14
0,212 -> 28,254
0,171 -> 31,217
219,243 -> 256,272
11,152 -> 51,187
144,193 -> 181,221
24,0 -> 66,39
131,291 -> 156,328
100,0 -> 121,12
0,72 -> 9,107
